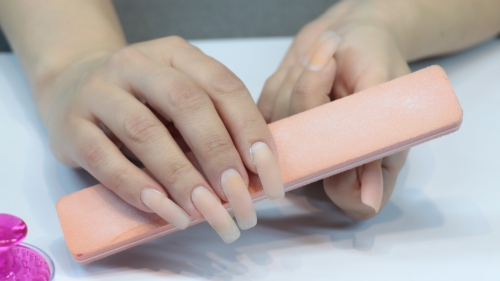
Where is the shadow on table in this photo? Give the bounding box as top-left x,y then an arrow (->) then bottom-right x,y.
47,162 -> 433,280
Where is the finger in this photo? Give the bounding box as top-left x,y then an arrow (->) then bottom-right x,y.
270,61 -> 305,122
257,21 -> 332,123
323,161 -> 383,220
278,20 -> 330,69
71,118 -> 191,230
323,137 -> 409,221
258,68 -> 288,123
289,32 -> 342,115
271,31 -> 342,122
90,86 -> 242,241
289,60 -> 334,114
89,86 -> 201,214
148,39 -> 284,202
257,22 -> 332,122
192,186 -> 240,243
122,57 -> 260,229
359,160 -> 384,213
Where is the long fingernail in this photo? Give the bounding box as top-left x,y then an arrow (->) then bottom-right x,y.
250,142 -> 284,200
191,186 -> 240,243
361,191 -> 382,213
141,188 -> 191,230
360,161 -> 384,213
303,31 -> 342,71
221,169 -> 257,230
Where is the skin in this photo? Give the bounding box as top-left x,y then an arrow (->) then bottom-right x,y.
259,0 -> 500,220
0,0 -> 284,242
0,0 -> 499,240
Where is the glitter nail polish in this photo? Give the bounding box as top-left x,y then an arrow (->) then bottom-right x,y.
0,213 -> 54,281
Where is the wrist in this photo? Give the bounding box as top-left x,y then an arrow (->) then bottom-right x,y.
35,49 -> 111,124
367,0 -> 423,61
320,0 -> 422,61
33,49 -> 113,97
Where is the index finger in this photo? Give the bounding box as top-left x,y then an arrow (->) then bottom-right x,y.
258,21 -> 331,121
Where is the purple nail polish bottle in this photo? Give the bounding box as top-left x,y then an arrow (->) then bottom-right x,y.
0,214 -> 54,281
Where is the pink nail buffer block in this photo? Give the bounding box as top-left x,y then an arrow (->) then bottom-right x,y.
56,65 -> 462,263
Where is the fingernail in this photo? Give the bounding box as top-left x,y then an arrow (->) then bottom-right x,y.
191,186 -> 240,243
221,169 -> 257,230
250,142 -> 284,200
303,31 -> 342,71
360,161 -> 384,213
141,188 -> 191,230
361,192 -> 382,213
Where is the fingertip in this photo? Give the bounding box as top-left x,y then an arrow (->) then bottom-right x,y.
303,31 -> 342,71
323,168 -> 379,221
191,186 -> 241,243
250,141 -> 284,201
141,188 -> 192,230
360,161 -> 384,213
290,55 -> 336,116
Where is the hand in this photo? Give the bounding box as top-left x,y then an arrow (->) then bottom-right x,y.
258,0 -> 411,220
44,36 -> 284,243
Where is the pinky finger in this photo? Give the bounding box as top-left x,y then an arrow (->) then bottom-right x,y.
71,119 -> 191,230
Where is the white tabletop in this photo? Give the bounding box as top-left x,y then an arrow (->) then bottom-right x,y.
1,37 -> 499,281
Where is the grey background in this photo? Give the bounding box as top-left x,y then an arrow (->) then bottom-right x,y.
0,0 -> 339,52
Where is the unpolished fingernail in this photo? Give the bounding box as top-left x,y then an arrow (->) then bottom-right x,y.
303,31 -> 343,71
250,142 -> 284,200
360,161 -> 384,213
191,186 -> 240,243
141,188 -> 191,230
221,169 -> 257,230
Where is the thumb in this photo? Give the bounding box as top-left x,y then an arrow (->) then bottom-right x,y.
323,160 -> 383,220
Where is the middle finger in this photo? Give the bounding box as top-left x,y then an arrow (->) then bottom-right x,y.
126,61 -> 259,229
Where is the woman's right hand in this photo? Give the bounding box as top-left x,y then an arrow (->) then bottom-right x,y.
43,36 -> 284,243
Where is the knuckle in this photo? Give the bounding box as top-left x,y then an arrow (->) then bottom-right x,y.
164,80 -> 206,112
107,46 -> 145,68
207,69 -> 246,97
201,133 -> 233,159
292,81 -> 331,105
50,141 -> 76,167
235,115 -> 261,133
108,166 -> 132,194
83,72 -> 103,87
299,20 -> 323,35
123,114 -> 163,146
80,140 -> 109,171
293,80 -> 314,97
164,160 -> 193,185
79,73 -> 106,94
166,35 -> 189,47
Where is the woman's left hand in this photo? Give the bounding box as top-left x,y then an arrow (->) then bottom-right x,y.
258,0 -> 412,220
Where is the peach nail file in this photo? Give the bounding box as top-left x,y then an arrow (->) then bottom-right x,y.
56,65 -> 462,264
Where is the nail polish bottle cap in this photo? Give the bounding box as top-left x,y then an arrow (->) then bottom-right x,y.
0,213 -> 54,280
